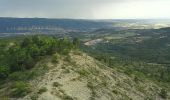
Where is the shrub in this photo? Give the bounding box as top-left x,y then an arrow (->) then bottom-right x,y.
87,82 -> 94,90
30,94 -> 38,100
124,69 -> 133,75
1,96 -> 10,100
38,87 -> 47,94
101,80 -> 107,87
87,81 -> 97,99
160,89 -> 167,99
73,51 -> 82,55
73,38 -> 80,49
62,95 -> 74,100
64,55 -> 72,63
9,71 -> 36,81
0,65 -> 9,79
53,82 -> 62,87
77,69 -> 89,77
10,81 -> 31,97
9,72 -> 26,81
134,76 -> 139,83
63,69 -> 70,74
112,89 -> 118,94
52,53 -> 60,63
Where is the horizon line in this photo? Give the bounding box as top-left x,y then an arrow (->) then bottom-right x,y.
0,17 -> 170,20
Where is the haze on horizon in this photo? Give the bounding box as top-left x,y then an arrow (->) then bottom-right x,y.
0,0 -> 170,19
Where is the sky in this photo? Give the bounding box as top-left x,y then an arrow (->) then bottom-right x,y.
0,0 -> 170,19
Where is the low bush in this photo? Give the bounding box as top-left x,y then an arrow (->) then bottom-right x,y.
64,55 -> 72,63
1,96 -> 10,100
30,94 -> 38,100
112,89 -> 118,94
62,95 -> 74,100
10,81 -> 31,97
53,82 -> 62,87
77,69 -> 89,77
160,88 -> 167,99
38,87 -> 47,94
0,65 -> 10,79
9,71 -> 36,81
87,82 -> 94,90
52,53 -> 60,63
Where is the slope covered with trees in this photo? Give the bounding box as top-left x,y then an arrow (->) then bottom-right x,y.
0,35 -> 79,80
82,27 -> 170,93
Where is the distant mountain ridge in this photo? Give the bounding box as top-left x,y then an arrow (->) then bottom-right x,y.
0,18 -> 112,33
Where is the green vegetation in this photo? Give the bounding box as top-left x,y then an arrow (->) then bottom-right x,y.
160,89 -> 168,99
10,81 -> 31,97
73,38 -> 80,49
87,81 -> 97,100
0,35 -> 79,82
38,87 -> 47,94
0,64 -> 9,79
53,82 -> 62,87
82,28 -> 170,93
0,35 -> 80,98
30,94 -> 38,100
62,95 -> 74,100
0,25 -> 170,99
52,53 -> 60,63
9,71 -> 36,81
77,69 -> 90,77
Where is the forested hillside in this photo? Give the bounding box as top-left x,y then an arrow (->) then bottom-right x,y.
0,35 -> 169,100
82,27 -> 170,93
0,35 -> 79,80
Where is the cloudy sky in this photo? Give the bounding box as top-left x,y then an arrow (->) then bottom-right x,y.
0,0 -> 170,19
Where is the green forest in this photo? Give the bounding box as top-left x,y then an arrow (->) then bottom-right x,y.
82,29 -> 170,91
0,35 -> 79,80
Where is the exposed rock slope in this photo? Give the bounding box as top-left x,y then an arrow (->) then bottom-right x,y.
16,51 -> 168,100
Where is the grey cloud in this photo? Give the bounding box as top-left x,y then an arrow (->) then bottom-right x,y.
0,0 -> 169,19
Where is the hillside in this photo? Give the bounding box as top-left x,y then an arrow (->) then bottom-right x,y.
82,27 -> 170,86
0,51 -> 169,100
0,35 -> 170,100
